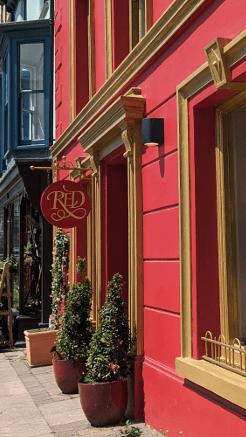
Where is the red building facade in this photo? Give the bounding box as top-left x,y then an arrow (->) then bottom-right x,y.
51,1 -> 246,435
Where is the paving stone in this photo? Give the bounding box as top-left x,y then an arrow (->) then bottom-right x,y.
55,431 -> 79,437
0,349 -> 164,437
51,424 -> 75,432
71,420 -> 92,431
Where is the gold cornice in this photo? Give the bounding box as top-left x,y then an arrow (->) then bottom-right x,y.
78,88 -> 145,156
50,0 -> 214,157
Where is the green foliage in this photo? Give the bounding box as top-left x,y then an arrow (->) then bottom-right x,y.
84,273 -> 130,383
51,229 -> 70,329
0,255 -> 19,269
119,420 -> 141,437
55,258 -> 93,360
76,256 -> 86,279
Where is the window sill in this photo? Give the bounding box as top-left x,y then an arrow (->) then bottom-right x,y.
175,357 -> 246,410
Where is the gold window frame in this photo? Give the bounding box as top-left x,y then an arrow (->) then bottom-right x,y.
175,30 -> 246,409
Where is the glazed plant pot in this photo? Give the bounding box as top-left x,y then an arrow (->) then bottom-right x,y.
53,358 -> 86,394
24,329 -> 58,367
78,379 -> 128,427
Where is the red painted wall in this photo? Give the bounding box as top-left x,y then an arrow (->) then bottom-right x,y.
94,0 -> 106,92
55,0 -> 246,435
55,0 -> 71,138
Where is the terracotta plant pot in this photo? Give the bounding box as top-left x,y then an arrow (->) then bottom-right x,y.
24,329 -> 58,367
53,358 -> 86,394
78,379 -> 128,426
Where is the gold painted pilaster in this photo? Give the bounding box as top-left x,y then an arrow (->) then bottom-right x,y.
177,91 -> 192,358
124,118 -> 144,356
94,168 -> 101,328
105,0 -> 112,79
70,0 -> 75,121
69,174 -> 75,287
86,182 -> 96,326
70,227 -> 75,287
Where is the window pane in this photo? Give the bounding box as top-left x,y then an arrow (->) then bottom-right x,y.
229,104 -> 246,340
21,92 -> 44,141
20,43 -> 44,91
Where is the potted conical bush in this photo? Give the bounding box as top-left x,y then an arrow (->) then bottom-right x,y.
52,257 -> 93,394
78,273 -> 131,427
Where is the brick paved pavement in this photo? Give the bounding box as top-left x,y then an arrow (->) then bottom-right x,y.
0,348 -> 164,437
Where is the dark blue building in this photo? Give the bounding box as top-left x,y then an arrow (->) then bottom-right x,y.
0,0 -> 54,339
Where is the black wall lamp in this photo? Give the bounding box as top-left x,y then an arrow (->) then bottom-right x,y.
141,118 -> 164,146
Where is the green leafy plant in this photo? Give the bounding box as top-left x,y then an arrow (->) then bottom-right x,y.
0,254 -> 19,269
84,273 -> 131,383
50,229 -> 70,329
54,257 -> 93,360
119,420 -> 141,437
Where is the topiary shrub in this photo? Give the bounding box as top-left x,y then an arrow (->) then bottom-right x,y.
84,273 -> 131,383
55,257 -> 93,360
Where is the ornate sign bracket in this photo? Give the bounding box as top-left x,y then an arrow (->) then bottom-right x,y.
204,37 -> 246,90
30,155 -> 91,181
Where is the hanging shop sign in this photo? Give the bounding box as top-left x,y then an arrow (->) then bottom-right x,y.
41,180 -> 91,228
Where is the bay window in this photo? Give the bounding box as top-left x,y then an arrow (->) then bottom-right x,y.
0,19 -> 52,159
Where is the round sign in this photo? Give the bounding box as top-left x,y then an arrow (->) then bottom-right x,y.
41,180 -> 91,228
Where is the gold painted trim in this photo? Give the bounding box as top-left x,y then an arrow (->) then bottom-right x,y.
177,90 -> 192,358
176,357 -> 246,410
176,33 -> 246,408
70,227 -> 75,287
177,33 -> 246,360
204,37 -> 246,90
177,31 -> 246,359
78,87 -> 145,154
51,0 -> 217,158
105,0 -> 112,79
70,0 -> 75,122
69,172 -> 76,286
94,168 -> 101,328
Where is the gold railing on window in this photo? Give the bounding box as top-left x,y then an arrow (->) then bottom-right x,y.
202,331 -> 246,377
